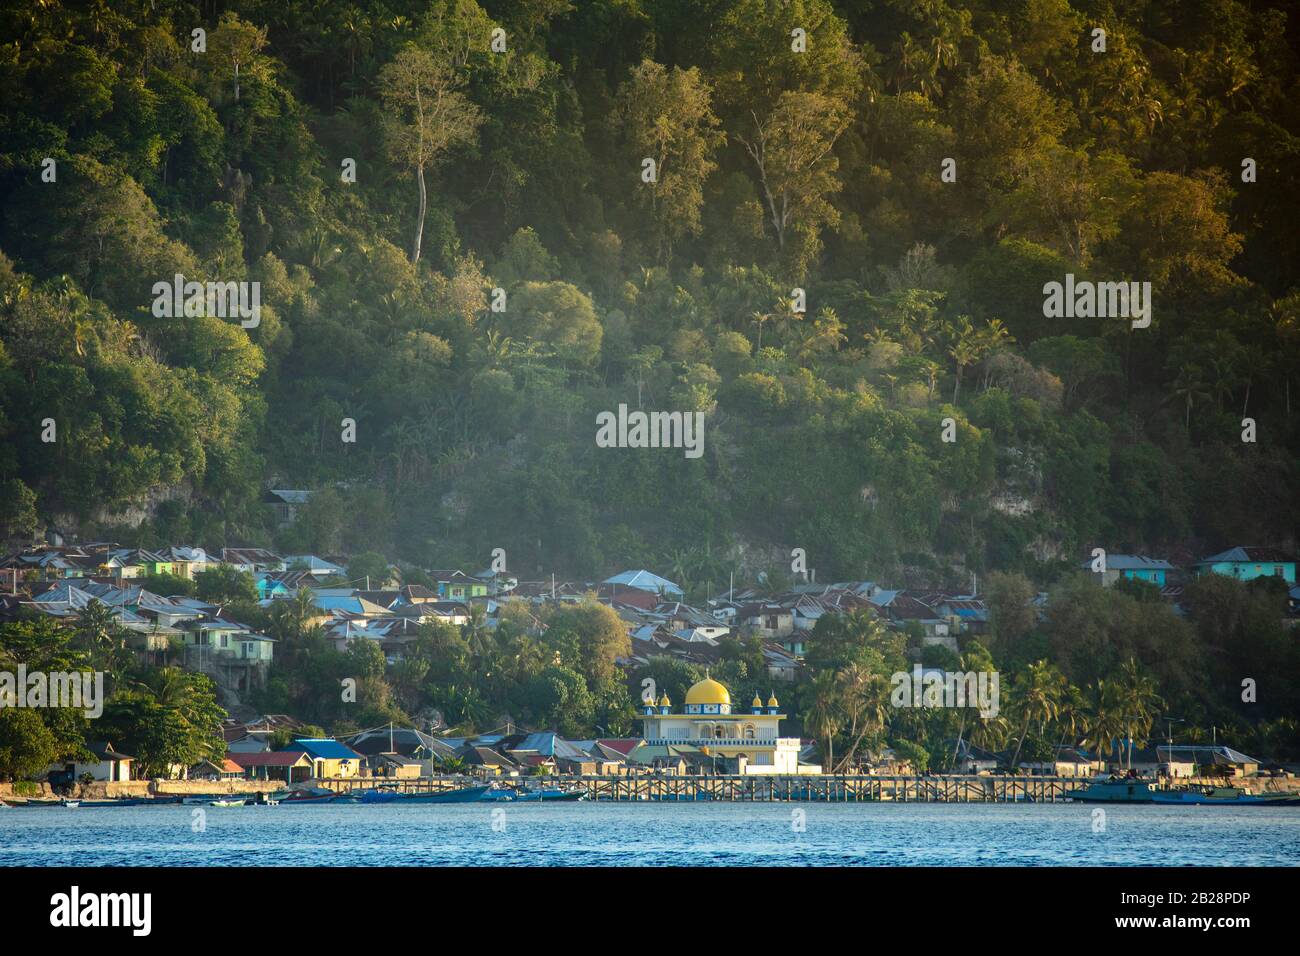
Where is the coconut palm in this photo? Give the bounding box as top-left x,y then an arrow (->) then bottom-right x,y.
750,309 -> 773,351
806,672 -> 844,773
1053,683 -> 1087,754
835,664 -> 891,771
1082,679 -> 1128,768
436,755 -> 467,775
1169,363 -> 1211,431
1009,660 -> 1066,769
947,317 -> 982,403
1114,658 -> 1163,770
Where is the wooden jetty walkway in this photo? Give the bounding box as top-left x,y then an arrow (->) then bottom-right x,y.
320,774 -> 1079,803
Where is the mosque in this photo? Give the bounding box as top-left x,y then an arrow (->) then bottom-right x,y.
638,675 -> 811,774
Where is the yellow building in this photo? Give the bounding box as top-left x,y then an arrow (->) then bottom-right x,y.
637,676 -> 811,774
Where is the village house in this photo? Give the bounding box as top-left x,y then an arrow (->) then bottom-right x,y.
189,758 -> 245,781
869,591 -> 955,650
1192,546 -> 1296,584
1119,746 -> 1198,779
342,726 -> 454,761
604,569 -> 684,598
228,750 -> 314,783
263,489 -> 313,526
736,603 -> 795,640
947,740 -> 1000,775
0,546 -> 98,581
283,554 -> 346,578
221,548 -> 285,574
97,548 -> 177,581
1082,553 -> 1175,588
48,741 -> 135,784
282,738 -> 364,779
1013,747 -> 1096,777
364,753 -> 423,778
159,546 -> 221,579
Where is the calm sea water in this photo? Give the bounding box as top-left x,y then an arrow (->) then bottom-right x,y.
2,803 -> 1298,866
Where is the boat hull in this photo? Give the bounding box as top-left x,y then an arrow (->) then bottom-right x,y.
1150,790 -> 1300,805
1067,781 -> 1157,803
360,785 -> 493,805
513,789 -> 585,802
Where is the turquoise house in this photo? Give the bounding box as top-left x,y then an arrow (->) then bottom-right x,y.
1082,554 -> 1173,587
1192,547 -> 1296,584
255,573 -> 292,600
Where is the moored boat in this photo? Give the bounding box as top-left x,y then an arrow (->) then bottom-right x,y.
513,786 -> 586,802
1150,785 -> 1300,805
1069,777 -> 1300,805
1067,778 -> 1159,803
359,784 -> 492,804
280,787 -> 344,805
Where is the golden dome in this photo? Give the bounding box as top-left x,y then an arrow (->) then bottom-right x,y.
751,694 -> 763,708
767,693 -> 780,708
685,677 -> 731,707
658,693 -> 671,706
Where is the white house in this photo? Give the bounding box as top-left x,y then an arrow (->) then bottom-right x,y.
49,741 -> 134,783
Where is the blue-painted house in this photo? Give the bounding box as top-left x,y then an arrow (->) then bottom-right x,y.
1192,547 -> 1296,584
1082,554 -> 1173,587
281,738 -> 363,778
254,572 -> 293,600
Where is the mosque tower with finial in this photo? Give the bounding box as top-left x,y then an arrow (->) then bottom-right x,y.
637,672 -> 809,774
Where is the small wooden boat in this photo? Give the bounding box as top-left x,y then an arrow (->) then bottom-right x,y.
280,787 -> 345,805
209,798 -> 247,807
61,800 -> 80,808
512,787 -> 586,802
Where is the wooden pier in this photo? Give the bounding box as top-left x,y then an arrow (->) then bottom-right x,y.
318,774 -> 1079,803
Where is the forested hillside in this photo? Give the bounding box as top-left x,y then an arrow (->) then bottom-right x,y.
2,0 -> 1298,589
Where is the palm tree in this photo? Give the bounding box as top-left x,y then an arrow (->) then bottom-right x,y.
1054,683 -> 1087,754
922,360 -> 941,401
1114,658 -> 1162,770
929,32 -> 958,73
947,317 -> 981,403
270,588 -> 318,642
626,345 -> 663,409
806,673 -> 843,773
135,667 -> 206,727
74,600 -> 129,675
340,6 -> 371,78
1083,679 -> 1128,770
980,318 -> 1014,354
1009,660 -> 1066,769
436,755 -> 467,775
463,604 -> 497,662
750,310 -> 773,352
889,33 -> 924,93
835,664 -> 891,771
74,600 -> 117,651
1169,363 -> 1211,431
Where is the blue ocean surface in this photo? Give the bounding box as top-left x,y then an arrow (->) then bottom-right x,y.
2,803 -> 1298,866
